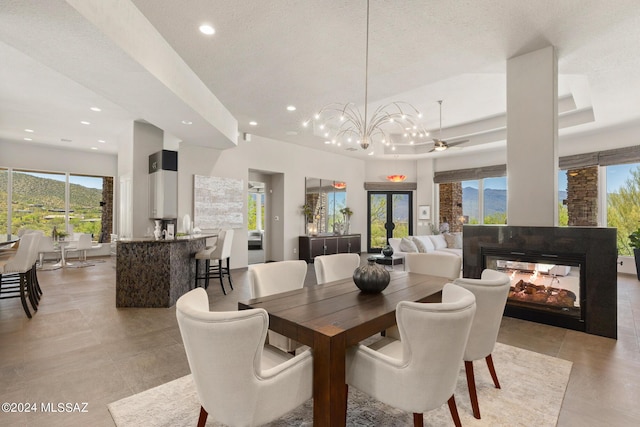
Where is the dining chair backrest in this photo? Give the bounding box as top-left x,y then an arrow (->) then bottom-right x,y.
405,252 -> 461,280
76,233 -> 93,251
314,253 -> 360,284
249,260 -> 307,298
38,235 -> 57,253
2,233 -> 39,273
453,269 -> 511,361
346,283 -> 476,414
176,288 -> 313,427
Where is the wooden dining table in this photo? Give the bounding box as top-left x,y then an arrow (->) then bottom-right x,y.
238,271 -> 449,426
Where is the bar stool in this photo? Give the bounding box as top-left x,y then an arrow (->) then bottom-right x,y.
0,233 -> 41,318
194,229 -> 234,294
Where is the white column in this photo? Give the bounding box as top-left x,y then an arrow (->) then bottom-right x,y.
506,46 -> 558,226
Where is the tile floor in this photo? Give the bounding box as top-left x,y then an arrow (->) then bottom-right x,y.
0,256 -> 638,426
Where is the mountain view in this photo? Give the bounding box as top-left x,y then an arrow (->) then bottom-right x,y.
0,171 -> 103,235
462,187 -> 568,219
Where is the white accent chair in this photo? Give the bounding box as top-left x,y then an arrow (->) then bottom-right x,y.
37,236 -> 60,269
314,253 -> 360,284
453,269 -> 511,419
176,288 -> 313,427
249,260 -> 307,353
67,234 -> 98,267
346,283 -> 476,427
194,229 -> 234,294
405,252 -> 462,280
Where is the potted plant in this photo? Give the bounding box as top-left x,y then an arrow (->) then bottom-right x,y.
339,207 -> 353,234
629,229 -> 640,280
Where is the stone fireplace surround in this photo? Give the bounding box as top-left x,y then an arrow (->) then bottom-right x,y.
463,225 -> 617,339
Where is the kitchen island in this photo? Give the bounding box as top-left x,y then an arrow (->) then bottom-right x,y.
116,234 -> 215,307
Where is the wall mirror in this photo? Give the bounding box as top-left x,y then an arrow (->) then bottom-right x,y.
305,177 -> 348,235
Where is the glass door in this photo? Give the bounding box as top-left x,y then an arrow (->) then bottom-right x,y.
367,191 -> 413,252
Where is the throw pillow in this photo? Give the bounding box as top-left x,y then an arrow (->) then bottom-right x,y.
412,235 -> 435,253
399,236 -> 418,253
444,232 -> 463,249
428,234 -> 448,250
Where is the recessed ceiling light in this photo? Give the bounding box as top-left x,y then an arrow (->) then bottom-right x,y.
24,129 -> 34,133
81,121 -> 90,125
98,139 -> 106,143
181,120 -> 193,125
23,137 -> 32,141
249,121 -> 258,126
199,24 -> 215,35
286,105 -> 297,111
91,147 -> 98,150
90,107 -> 101,112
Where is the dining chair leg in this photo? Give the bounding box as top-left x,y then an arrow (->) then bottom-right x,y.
197,406 -> 208,427
24,272 -> 38,312
486,354 -> 501,388
217,260 -> 227,295
204,260 -> 211,290
412,412 -> 424,427
465,360 -> 480,419
18,274 -> 33,319
226,257 -> 233,290
447,395 -> 462,427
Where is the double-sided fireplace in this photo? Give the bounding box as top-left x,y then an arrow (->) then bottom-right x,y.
483,248 -> 585,331
463,226 -> 617,339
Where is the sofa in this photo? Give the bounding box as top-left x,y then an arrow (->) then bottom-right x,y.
247,230 -> 263,250
387,233 -> 462,260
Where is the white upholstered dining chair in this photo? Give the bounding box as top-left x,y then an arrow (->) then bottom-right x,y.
405,252 -> 462,280
176,288 -> 313,427
346,283 -> 476,427
453,268 -> 511,419
249,260 -> 307,353
314,253 -> 360,284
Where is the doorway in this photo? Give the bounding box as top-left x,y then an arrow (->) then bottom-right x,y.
248,180 -> 266,264
367,191 -> 413,252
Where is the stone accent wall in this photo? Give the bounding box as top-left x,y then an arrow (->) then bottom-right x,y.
439,182 -> 463,232
567,166 -> 598,226
101,176 -> 114,242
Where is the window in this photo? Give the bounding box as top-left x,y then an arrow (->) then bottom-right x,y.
558,170 -> 568,226
461,180 -> 479,224
606,163 -> 640,255
69,174 -> 104,238
2,169 -> 113,240
11,170 -> 65,235
483,177 -> 507,224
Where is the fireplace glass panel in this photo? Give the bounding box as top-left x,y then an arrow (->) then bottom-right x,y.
485,256 -> 581,319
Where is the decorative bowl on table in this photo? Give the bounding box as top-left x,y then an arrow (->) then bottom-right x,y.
353,257 -> 390,293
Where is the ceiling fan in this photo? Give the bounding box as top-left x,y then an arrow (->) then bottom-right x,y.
429,100 -> 469,152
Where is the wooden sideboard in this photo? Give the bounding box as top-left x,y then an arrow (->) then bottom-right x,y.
299,234 -> 361,263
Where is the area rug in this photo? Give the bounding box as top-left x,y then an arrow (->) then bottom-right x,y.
108,343 -> 572,426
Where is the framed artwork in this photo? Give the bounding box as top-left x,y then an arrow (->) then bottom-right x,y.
418,205 -> 431,220
194,175 -> 244,229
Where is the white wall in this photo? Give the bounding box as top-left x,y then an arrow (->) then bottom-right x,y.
177,136 -> 366,268
0,139 -> 117,175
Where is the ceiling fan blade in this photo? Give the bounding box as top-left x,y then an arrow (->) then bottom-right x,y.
444,139 -> 469,148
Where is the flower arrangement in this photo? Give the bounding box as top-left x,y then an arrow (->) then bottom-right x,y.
301,203 -> 314,223
339,207 -> 353,218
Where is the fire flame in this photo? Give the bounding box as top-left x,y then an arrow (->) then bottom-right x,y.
529,270 -> 539,282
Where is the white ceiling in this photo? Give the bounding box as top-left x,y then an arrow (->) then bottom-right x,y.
1,0 -> 640,160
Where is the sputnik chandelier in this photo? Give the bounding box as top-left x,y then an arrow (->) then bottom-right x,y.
303,0 -> 428,151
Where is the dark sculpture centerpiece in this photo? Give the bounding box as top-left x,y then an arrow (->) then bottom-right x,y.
353,257 -> 390,293
381,244 -> 394,257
